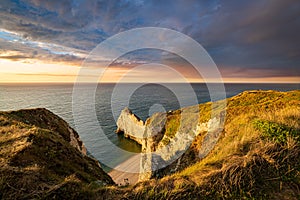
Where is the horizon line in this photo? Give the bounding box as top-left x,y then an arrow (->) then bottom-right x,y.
0,81 -> 299,84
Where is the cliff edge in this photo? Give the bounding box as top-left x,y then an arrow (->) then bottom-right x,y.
1,90 -> 299,199
116,90 -> 300,195
0,108 -> 114,199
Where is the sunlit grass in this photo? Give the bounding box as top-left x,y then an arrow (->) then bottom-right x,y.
126,90 -> 300,199
0,90 -> 299,199
0,109 -> 114,199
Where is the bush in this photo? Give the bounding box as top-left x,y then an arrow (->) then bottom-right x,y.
253,120 -> 299,143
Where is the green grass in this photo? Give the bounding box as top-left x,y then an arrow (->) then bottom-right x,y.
0,90 -> 299,199
160,110 -> 181,145
122,90 -> 300,199
254,119 -> 299,143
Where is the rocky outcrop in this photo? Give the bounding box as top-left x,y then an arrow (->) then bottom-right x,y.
0,108 -> 114,199
116,107 -> 167,151
9,108 -> 87,155
116,105 -> 225,181
116,107 -> 146,145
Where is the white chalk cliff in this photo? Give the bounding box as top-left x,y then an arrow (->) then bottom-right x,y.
116,105 -> 224,181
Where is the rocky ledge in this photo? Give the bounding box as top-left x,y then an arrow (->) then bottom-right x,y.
0,108 -> 114,199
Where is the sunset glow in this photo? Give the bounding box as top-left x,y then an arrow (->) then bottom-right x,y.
0,1 -> 299,83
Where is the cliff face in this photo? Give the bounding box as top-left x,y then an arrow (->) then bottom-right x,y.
116,105 -> 225,181
116,107 -> 146,145
115,90 -> 300,200
0,108 -> 114,199
116,107 -> 167,151
1,90 -> 298,199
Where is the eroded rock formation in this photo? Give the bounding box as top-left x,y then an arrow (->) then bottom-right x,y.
116,107 -> 146,145
116,106 -> 225,181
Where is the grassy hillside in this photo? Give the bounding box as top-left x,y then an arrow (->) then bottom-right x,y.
0,90 -> 299,199
0,108 -> 114,199
118,90 -> 300,199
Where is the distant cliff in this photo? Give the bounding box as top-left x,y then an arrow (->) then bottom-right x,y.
0,108 -> 114,199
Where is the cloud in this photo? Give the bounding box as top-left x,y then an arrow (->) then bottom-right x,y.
0,35 -> 85,65
195,0 -> 300,71
0,0 -> 299,80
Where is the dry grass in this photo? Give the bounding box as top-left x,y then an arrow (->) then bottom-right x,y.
0,108 -> 114,199
120,90 -> 300,199
0,90 -> 299,199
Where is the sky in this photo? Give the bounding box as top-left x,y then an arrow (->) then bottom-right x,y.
0,0 -> 299,83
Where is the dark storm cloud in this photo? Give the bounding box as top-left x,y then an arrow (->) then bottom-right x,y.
195,0 -> 300,73
0,0 -> 299,78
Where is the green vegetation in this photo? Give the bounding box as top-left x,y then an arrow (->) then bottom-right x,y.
254,119 -> 299,143
122,90 -> 300,199
161,110 -> 181,145
0,90 -> 299,199
165,114 -> 181,138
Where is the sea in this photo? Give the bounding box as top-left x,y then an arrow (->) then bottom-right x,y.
0,83 -> 299,171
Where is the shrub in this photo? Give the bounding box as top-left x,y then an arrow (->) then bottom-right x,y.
253,120 -> 299,144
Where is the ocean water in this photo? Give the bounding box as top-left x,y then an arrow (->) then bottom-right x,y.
0,83 -> 299,170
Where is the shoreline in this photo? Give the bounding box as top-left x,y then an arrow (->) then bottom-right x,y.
108,154 -> 141,185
